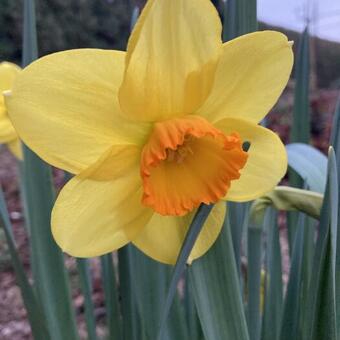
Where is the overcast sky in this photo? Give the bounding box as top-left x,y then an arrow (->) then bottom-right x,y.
258,0 -> 340,42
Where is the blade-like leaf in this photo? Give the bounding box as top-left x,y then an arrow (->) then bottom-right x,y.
0,187 -> 50,340
22,1 -> 78,339
262,208 -> 283,340
330,96 -> 340,336
302,148 -> 338,340
184,273 -> 204,340
286,143 -> 327,193
118,246 -> 143,340
228,202 -> 250,275
130,6 -> 140,32
17,161 -> 31,235
247,212 -> 263,340
223,0 -> 257,41
290,28 -> 310,146
129,246 -> 189,340
279,214 -> 306,340
22,146 -> 79,340
288,28 -> 311,252
189,216 -> 249,340
157,204 -> 214,340
101,254 -> 122,340
77,259 -> 97,340
330,96 -> 340,153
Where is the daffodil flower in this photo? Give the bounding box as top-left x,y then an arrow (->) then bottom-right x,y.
0,62 -> 22,159
6,0 -> 293,264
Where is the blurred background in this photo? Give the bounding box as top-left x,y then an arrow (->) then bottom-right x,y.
0,0 -> 339,338
1,0 -> 340,90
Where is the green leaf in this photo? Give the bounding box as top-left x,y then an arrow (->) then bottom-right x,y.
77,259 -> 97,340
250,186 -> 323,224
101,254 -> 122,340
22,0 -> 38,66
17,160 -> 31,235
286,143 -> 327,193
331,96 -> 340,337
184,273 -> 204,340
118,246 -> 143,340
100,254 -> 122,340
223,0 -> 257,41
129,246 -> 189,340
22,1 -> 78,339
290,28 -> 310,145
279,214 -> 306,340
262,208 -> 283,340
330,96 -> 340,152
288,28 -> 311,253
189,217 -> 249,340
247,210 -> 263,340
130,6 -> 140,32
157,203 -> 214,340
0,187 -> 50,340
22,151 -> 79,340
228,202 -> 250,274
301,148 -> 338,340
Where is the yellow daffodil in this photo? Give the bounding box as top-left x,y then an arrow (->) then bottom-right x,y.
0,62 -> 22,159
5,0 -> 293,264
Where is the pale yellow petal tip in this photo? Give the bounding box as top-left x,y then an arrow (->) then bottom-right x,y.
288,40 -> 294,47
328,146 -> 335,158
0,62 -> 21,71
3,90 -> 12,98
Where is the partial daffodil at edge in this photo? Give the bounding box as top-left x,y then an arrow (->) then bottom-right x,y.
0,62 -> 22,159
5,0 -> 293,265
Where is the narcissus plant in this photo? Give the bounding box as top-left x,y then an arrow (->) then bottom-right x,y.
5,0 -> 293,264
0,62 -> 21,159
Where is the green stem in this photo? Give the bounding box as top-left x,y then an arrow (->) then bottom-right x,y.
157,203 -> 214,340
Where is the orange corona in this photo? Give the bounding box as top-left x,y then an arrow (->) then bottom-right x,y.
141,116 -> 248,215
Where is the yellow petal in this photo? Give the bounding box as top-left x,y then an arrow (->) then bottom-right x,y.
214,118 -> 287,201
133,201 -> 226,265
119,0 -> 222,121
0,62 -> 20,145
0,114 -> 17,143
6,49 -> 151,174
78,144 -> 141,181
197,31 -> 293,123
7,138 -> 22,160
52,144 -> 153,257
0,62 -> 21,92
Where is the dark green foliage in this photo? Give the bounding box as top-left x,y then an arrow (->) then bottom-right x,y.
101,254 -> 123,340
77,259 -> 97,340
0,187 -> 50,340
189,219 -> 249,340
223,0 -> 257,41
157,204 -> 214,340
0,0 -> 132,63
121,246 -> 189,340
290,28 -> 311,145
299,149 -> 338,340
262,209 -> 283,340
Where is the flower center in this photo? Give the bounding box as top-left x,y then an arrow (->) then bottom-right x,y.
165,135 -> 195,164
140,115 -> 248,216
